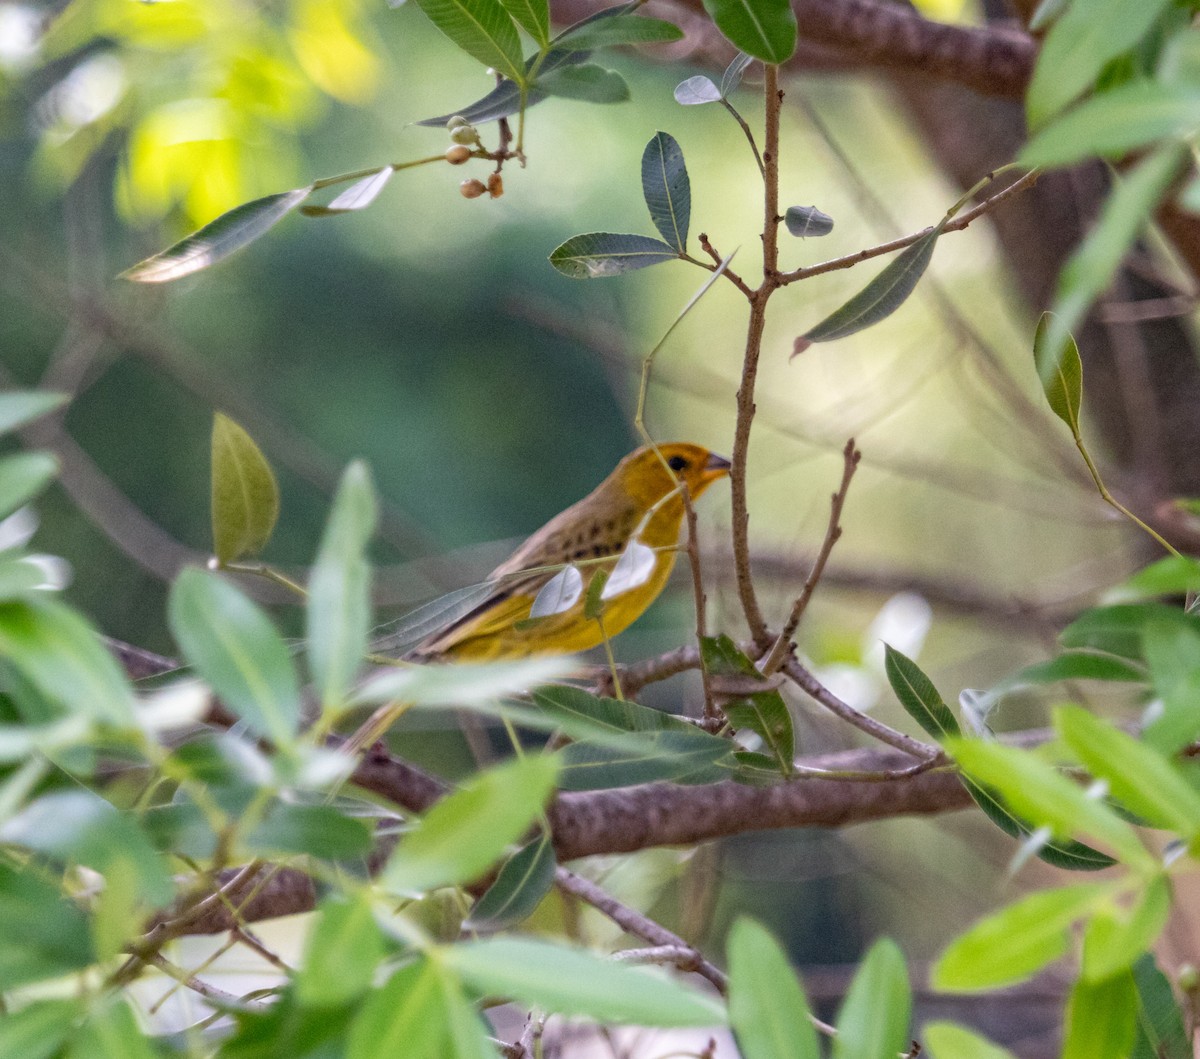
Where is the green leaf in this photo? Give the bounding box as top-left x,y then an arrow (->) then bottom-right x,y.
346,961 -> 448,1059
444,935 -> 727,1026
301,167 -> 396,216
801,225 -> 941,344
948,738 -> 1150,867
699,0 -> 796,63
0,392 -> 67,436
355,656 -> 573,708
0,860 -> 95,989
296,891 -> 388,1007
222,990 -> 356,1058
1,790 -> 173,905
1112,555 -> 1200,600
121,187 -> 312,283
1061,602 -> 1200,660
1082,875 -> 1172,982
724,694 -> 794,776
1055,705 -> 1200,838
1062,971 -> 1138,1059
922,1022 -> 1018,1059
168,567 -> 301,746
532,685 -> 693,733
962,776 -> 1115,871
210,412 -> 280,565
1001,651 -> 1145,689
1142,614 -> 1200,754
65,997 -> 157,1059
1033,311 -> 1083,437
382,754 -> 558,894
371,580 -> 500,654
496,0 -> 549,45
0,597 -> 136,726
1026,0 -> 1176,127
550,232 -> 680,277
245,802 -> 373,859
884,645 -> 960,739
0,452 -> 58,519
932,883 -> 1107,991
556,14 -> 682,48
538,63 -> 629,103
307,461 -> 376,712
833,938 -> 911,1059
1131,954 -> 1191,1059
1021,82 -> 1200,168
674,75 -> 722,105
1040,144 -> 1188,363
411,0 -> 524,82
727,918 -> 819,1059
785,206 -> 834,238
0,555 -> 68,600
0,999 -> 81,1059
642,131 -> 690,252
558,728 -> 733,790
465,831 -> 556,930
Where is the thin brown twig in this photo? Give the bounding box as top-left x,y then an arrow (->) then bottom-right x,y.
554,867 -> 729,996
777,167 -> 1041,285
680,486 -> 719,726
147,953 -> 262,1013
694,233 -> 755,296
760,439 -> 861,675
782,657 -> 940,762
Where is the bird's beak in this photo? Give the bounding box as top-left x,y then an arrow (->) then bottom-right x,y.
703,452 -> 732,479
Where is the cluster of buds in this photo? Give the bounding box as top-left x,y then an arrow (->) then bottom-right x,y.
445,115 -> 503,200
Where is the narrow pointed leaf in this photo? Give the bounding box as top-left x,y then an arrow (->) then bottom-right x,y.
532,684 -> 697,734
802,225 -> 941,343
674,75 -> 721,105
555,15 -> 682,48
728,918 -> 820,1059
558,728 -> 733,789
933,883 -> 1107,991
1021,82 -> 1200,169
496,0 -> 549,45
0,598 -> 136,726
301,167 -> 396,216
1026,0 -> 1175,127
297,891 -> 387,1007
382,754 -> 559,894
1131,955 -> 1191,1059
168,568 -> 301,746
699,0 -> 796,63
0,453 -> 58,519
833,938 -> 911,1059
538,63 -> 629,103
1033,311 -> 1083,436
410,0 -> 524,83
1040,144 -> 1188,363
724,695 -> 793,775
1062,972 -> 1138,1059
784,206 -> 834,237
0,393 -> 67,436
922,1024 -> 1017,1059
211,413 -> 280,564
1142,615 -> 1200,754
1113,555 -> 1200,600
550,233 -> 679,278
465,832 -> 555,930
1082,875 -> 1172,982
371,580 -> 500,654
121,188 -> 312,283
642,131 -> 690,252
884,645 -> 960,739
1055,705 -> 1200,838
445,936 -> 726,1026
307,462 -> 377,711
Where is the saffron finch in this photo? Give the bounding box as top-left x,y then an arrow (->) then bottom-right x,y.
412,442 -> 730,661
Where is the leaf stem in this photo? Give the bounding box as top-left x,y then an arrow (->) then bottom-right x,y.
1075,436 -> 1182,557
720,99 -> 765,177
223,562 -> 307,598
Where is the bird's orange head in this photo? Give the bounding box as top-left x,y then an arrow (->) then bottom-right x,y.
613,442 -> 731,509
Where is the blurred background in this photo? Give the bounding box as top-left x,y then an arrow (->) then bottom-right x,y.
2,0 -> 1190,1052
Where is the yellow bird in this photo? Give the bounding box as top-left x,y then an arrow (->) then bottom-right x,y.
411,442 -> 731,661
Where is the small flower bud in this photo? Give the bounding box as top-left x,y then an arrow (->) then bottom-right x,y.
446,115 -> 469,129
445,145 -> 472,165
450,125 -> 479,146
487,172 -> 504,198
460,179 -> 487,199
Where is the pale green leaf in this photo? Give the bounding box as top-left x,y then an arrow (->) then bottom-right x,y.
728,918 -> 819,1059
210,413 -> 280,564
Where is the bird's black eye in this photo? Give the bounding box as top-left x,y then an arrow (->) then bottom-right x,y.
667,455 -> 689,471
